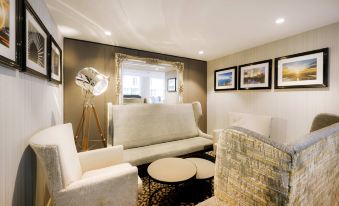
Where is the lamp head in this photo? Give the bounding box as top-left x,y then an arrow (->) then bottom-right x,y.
75,67 -> 109,96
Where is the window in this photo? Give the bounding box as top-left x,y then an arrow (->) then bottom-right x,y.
123,75 -> 141,95
150,78 -> 165,103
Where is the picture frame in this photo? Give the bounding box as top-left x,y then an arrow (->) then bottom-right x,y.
48,35 -> 62,84
167,78 -> 176,92
23,1 -> 49,78
238,59 -> 272,90
214,66 -> 237,91
0,0 -> 24,69
274,48 -> 329,89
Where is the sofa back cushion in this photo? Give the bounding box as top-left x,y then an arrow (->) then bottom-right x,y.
111,104 -> 199,149
29,123 -> 82,188
228,112 -> 272,137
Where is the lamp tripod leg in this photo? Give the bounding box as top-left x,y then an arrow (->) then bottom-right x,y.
75,103 -> 107,151
75,106 -> 86,141
82,106 -> 91,151
92,106 -> 106,147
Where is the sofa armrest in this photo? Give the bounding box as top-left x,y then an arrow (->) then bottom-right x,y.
78,145 -> 124,172
60,163 -> 138,206
198,129 -> 213,140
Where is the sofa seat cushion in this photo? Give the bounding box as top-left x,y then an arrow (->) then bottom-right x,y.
123,137 -> 213,166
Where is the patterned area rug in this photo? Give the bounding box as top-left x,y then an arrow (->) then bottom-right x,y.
137,176 -> 214,206
138,152 -> 215,206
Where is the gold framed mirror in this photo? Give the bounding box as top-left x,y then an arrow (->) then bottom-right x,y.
114,53 -> 184,104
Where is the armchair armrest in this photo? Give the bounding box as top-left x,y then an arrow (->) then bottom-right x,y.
212,129 -> 223,144
78,145 -> 124,172
212,129 -> 224,153
59,163 -> 138,206
215,126 -> 339,205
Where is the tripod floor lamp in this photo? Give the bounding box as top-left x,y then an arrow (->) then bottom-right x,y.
74,67 -> 109,151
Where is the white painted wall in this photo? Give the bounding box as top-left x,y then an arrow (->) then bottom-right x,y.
0,0 -> 63,205
207,23 -> 339,142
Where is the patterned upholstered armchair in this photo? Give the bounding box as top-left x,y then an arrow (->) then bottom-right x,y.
29,123 -> 141,206
213,114 -> 339,206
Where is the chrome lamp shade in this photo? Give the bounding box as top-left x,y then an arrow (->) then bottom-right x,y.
75,67 -> 108,96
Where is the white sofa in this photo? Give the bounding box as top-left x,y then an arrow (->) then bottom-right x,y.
30,123 -> 141,206
107,102 -> 213,166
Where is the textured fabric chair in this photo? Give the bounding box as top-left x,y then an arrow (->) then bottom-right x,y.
310,113 -> 339,132
212,115 -> 339,206
29,123 -> 140,206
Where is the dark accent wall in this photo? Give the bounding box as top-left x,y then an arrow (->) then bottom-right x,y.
64,38 -> 207,148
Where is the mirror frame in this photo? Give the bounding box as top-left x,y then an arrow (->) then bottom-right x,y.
114,53 -> 184,104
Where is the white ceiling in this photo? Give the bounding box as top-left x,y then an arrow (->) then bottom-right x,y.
44,0 -> 339,61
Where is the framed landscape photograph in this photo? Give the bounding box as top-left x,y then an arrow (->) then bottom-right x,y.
0,0 -> 23,68
48,36 -> 62,84
238,60 -> 272,90
275,48 -> 329,89
214,66 -> 237,91
167,78 -> 176,92
24,2 -> 49,78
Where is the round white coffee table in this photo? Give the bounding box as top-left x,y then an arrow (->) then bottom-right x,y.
147,158 -> 197,205
148,157 -> 197,183
186,158 -> 215,180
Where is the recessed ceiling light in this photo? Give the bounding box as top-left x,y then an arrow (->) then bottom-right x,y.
198,50 -> 204,55
275,18 -> 285,24
104,31 -> 112,36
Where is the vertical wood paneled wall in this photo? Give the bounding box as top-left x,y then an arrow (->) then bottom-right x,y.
0,0 -> 63,205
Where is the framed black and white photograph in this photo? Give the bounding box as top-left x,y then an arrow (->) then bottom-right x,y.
48,36 -> 62,84
167,78 -> 176,92
214,66 -> 237,91
238,60 -> 272,90
0,0 -> 23,68
24,2 -> 49,78
275,48 -> 329,89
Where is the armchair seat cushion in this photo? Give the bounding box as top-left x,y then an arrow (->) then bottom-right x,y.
123,137 -> 212,166
82,163 -> 143,191
82,163 -> 133,179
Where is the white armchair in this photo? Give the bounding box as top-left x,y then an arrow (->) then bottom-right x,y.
212,112 -> 272,153
29,123 -> 141,206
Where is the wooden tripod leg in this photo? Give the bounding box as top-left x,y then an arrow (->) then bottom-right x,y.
75,106 -> 86,141
92,106 -> 107,147
82,106 -> 91,151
